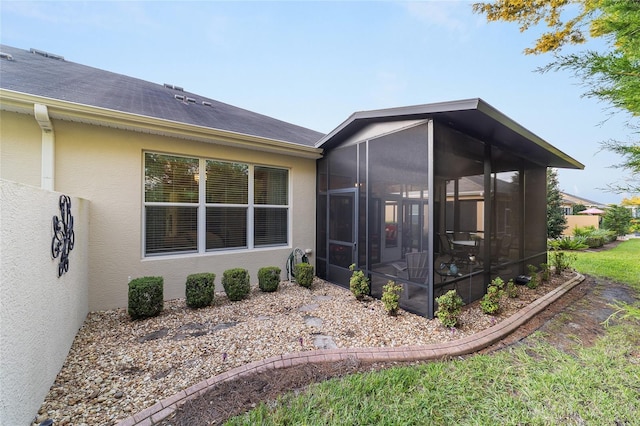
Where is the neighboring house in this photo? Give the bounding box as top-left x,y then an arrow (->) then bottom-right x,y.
559,192 -> 606,235
560,192 -> 605,215
0,45 -> 584,425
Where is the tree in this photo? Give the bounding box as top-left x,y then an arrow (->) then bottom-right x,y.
621,196 -> 640,207
472,0 -> 640,194
572,203 -> 587,215
547,168 -> 567,238
602,204 -> 633,236
600,138 -> 640,193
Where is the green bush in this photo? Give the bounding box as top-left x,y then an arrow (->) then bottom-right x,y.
602,205 -> 632,236
222,268 -> 250,301
258,266 -> 281,292
550,250 -> 576,275
527,264 -> 539,289
295,263 -> 314,288
548,236 -> 588,251
585,236 -> 605,248
540,263 -> 550,282
185,273 -> 215,309
349,263 -> 369,300
381,280 -> 402,316
573,226 -> 617,247
480,277 -> 504,315
128,276 -> 163,320
435,289 -> 464,328
572,225 -> 597,238
506,279 -> 518,298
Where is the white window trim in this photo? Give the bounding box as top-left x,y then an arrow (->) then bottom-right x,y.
142,152 -> 291,258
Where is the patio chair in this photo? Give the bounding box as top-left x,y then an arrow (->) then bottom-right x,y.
397,251 -> 429,299
438,233 -> 468,264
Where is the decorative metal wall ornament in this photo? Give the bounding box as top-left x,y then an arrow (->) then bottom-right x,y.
51,195 -> 75,277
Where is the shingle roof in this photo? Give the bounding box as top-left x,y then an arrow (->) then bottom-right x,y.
0,45 -> 324,146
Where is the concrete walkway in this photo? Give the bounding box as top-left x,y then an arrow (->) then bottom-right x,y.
117,273 -> 585,426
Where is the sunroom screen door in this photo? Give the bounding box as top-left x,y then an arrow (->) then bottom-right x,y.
327,189 -> 357,286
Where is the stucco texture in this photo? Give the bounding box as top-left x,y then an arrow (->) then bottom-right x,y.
0,180 -> 89,426
3,111 -> 317,311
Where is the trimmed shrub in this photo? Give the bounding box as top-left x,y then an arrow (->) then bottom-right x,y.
381,280 -> 402,316
295,263 -> 314,288
185,273 -> 215,308
349,263 -> 370,300
222,268 -> 250,301
435,289 -> 464,328
258,266 -> 281,292
128,276 -> 163,320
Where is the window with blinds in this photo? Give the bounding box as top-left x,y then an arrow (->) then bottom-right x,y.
254,167 -> 289,246
143,152 -> 289,256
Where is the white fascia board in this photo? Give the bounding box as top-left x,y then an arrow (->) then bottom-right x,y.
0,89 -> 324,160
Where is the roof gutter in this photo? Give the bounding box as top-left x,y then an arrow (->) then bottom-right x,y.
33,103 -> 55,190
1,89 -> 324,160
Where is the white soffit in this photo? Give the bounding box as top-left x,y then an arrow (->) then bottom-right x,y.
340,119 -> 428,147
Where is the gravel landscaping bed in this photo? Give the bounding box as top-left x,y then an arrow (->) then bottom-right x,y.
33,272 -> 571,426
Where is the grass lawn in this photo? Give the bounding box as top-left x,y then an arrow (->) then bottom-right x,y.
225,240 -> 640,425
572,238 -> 640,289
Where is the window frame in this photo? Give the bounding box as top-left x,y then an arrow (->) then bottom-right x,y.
143,151 -> 291,257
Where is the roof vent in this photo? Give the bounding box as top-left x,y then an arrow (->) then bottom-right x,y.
174,94 -> 185,101
186,97 -> 196,103
29,48 -> 64,60
202,101 -> 212,107
164,83 -> 184,91
0,52 -> 14,61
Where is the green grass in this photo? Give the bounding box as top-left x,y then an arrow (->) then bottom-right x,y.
572,239 -> 640,289
224,239 -> 640,425
226,327 -> 640,425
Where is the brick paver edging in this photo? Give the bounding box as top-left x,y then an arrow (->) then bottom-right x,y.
117,273 -> 585,426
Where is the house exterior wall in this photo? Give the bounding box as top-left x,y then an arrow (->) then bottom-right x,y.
563,215 -> 600,236
0,111 -> 42,187
1,112 -> 317,311
0,180 -> 89,426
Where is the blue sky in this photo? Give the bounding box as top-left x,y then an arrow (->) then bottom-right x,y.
1,1 -> 636,204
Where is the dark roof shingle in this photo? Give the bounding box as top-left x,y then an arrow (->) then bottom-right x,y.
0,45 -> 324,146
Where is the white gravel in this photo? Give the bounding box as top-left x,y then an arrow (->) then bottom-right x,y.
32,274 -> 567,426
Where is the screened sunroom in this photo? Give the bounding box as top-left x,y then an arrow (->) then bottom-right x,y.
315,99 -> 583,318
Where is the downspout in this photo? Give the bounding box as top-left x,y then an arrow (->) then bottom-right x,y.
34,103 -> 54,190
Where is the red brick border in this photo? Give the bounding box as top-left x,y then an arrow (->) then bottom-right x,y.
117,273 -> 585,426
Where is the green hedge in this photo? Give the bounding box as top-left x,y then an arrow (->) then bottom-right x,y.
295,263 -> 314,288
128,276 -> 163,320
185,273 -> 216,308
258,266 -> 281,292
222,268 -> 250,301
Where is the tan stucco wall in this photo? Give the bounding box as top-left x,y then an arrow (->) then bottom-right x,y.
563,215 -> 600,236
0,111 -> 42,186
3,112 -> 317,311
0,180 -> 89,426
